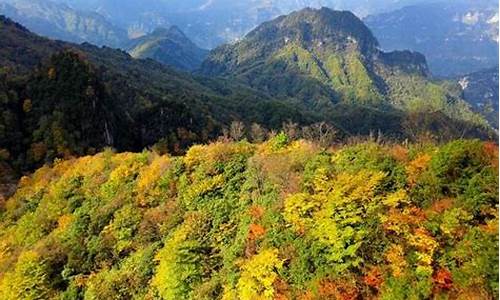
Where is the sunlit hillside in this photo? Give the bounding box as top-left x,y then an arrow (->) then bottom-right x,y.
0,1 -> 498,299
0,136 -> 497,299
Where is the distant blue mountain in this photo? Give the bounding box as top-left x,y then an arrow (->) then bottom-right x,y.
365,0 -> 499,77
44,0 -> 441,49
0,0 -> 128,47
2,0 -> 497,77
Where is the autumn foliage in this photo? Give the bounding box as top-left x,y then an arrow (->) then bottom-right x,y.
0,138 -> 497,299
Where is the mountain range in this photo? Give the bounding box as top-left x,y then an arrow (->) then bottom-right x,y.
365,0 -> 499,77
458,67 -> 499,128
201,8 -> 490,133
126,26 -> 209,71
0,3 -> 497,300
0,8 -> 495,179
0,0 -> 128,47
0,8 -> 496,184
1,0 -> 497,77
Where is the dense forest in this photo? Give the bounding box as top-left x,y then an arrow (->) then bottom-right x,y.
0,136 -> 497,299
0,12 -> 496,181
0,5 -> 498,300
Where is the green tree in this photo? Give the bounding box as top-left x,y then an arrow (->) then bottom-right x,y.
0,251 -> 52,300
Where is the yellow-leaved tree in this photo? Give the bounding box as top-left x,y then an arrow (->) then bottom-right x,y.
284,169 -> 395,272
151,213 -> 208,300
0,251 -> 52,300
223,248 -> 283,300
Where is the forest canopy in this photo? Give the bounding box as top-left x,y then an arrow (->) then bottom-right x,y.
0,137 -> 497,299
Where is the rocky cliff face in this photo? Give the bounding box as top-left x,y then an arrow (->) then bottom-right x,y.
458,67 -> 499,128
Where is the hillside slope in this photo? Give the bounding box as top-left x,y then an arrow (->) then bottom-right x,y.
0,15 -> 308,175
201,8 -> 491,135
127,26 -> 209,71
0,138 -> 497,299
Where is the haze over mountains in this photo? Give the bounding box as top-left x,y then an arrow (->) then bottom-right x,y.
0,7 -> 495,179
126,26 -> 209,71
458,67 -> 499,128
3,0 -> 415,48
365,0 -> 499,77
0,2 -> 498,299
0,0 -> 128,47
1,0 -> 498,77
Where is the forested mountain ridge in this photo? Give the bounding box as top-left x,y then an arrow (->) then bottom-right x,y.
0,0 -> 128,47
0,15 -> 313,177
0,11 -> 496,183
0,15 -> 67,72
0,138 -> 497,299
127,26 -> 209,71
201,8 -> 490,134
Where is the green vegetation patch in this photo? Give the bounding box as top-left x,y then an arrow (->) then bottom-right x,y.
0,138 -> 497,299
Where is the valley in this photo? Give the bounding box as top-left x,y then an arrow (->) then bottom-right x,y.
0,2 -> 497,300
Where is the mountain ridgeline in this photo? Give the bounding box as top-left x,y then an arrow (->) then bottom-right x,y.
365,1 -> 499,77
127,26 -> 209,71
201,8 -> 490,135
0,8 -> 495,180
0,0 -> 128,47
2,0 -> 498,74
0,14 -> 309,174
35,0 -> 465,49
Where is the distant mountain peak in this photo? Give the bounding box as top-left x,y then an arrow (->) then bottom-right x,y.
0,0 -> 128,47
149,27 -> 170,36
364,1 -> 499,76
127,25 -> 208,71
199,7 -> 489,135
201,7 -> 397,78
150,26 -> 186,39
244,7 -> 379,54
167,25 -> 186,36
0,14 -> 29,32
